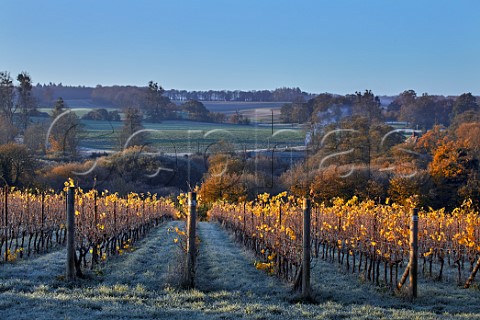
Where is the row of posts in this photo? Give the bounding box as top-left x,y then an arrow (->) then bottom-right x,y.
65,189 -> 417,299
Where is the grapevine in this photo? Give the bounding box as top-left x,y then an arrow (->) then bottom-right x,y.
0,184 -> 177,273
209,193 -> 480,289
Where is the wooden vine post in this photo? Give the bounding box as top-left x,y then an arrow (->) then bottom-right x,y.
66,186 -> 76,281
302,198 -> 312,300
397,208 -> 418,299
184,192 -> 197,288
409,208 -> 418,298
91,191 -> 99,268
41,192 -> 45,252
4,186 -> 8,262
465,256 -> 480,288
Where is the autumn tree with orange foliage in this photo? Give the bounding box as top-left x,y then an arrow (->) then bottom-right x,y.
429,137 -> 479,209
199,142 -> 247,203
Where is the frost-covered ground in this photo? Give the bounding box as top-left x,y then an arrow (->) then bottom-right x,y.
0,221 -> 479,319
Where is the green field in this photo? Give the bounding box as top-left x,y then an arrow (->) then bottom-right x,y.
185,101 -> 285,113
37,101 -> 304,154
79,120 -> 305,153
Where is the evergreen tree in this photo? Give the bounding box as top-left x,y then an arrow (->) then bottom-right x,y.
0,71 -> 16,125
17,72 -> 36,130
143,81 -> 174,122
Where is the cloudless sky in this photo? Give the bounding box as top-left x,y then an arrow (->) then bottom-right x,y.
1,0 -> 479,95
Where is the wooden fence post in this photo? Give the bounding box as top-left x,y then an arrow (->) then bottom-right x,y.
66,187 -> 75,281
184,192 -> 197,288
302,198 -> 312,299
409,208 -> 418,298
41,192 -> 45,252
4,186 -> 8,262
91,191 -> 98,268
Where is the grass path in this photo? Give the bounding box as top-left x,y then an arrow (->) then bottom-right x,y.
99,220 -> 183,290
310,253 -> 480,316
0,221 -> 185,319
196,221 -> 286,297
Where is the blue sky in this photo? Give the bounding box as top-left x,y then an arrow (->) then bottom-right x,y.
1,0 -> 479,95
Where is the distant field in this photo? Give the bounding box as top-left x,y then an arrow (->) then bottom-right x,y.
192,101 -> 286,123
41,100 -> 286,112
182,101 -> 286,114
37,101 -> 302,154
41,100 -> 287,122
39,99 -> 111,110
38,107 -> 120,119
77,120 -> 305,154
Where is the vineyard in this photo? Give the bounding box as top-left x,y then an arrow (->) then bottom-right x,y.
2,185 -> 480,290
0,184 -> 176,274
209,193 -> 480,290
1,186 -> 480,318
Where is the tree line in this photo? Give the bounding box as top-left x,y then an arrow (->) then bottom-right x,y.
280,89 -> 479,130
164,87 -> 313,102
32,83 -> 314,107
